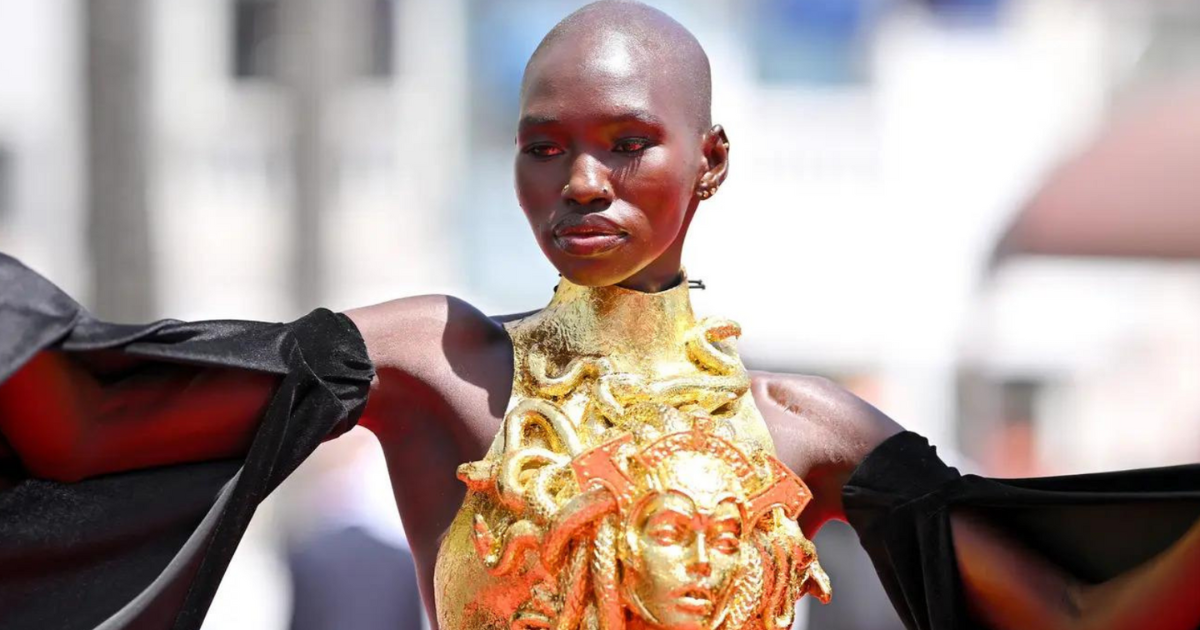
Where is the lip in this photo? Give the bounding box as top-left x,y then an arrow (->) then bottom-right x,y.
552,213 -> 626,237
551,214 -> 629,256
674,596 -> 714,616
672,586 -> 715,615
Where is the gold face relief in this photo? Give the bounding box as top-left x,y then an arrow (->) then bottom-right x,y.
627,491 -> 744,630
434,276 -> 831,630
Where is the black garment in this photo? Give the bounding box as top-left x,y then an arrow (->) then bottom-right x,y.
0,254 -> 374,629
844,431 -> 1200,630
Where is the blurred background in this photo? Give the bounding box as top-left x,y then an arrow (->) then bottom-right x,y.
2,0 -> 1199,628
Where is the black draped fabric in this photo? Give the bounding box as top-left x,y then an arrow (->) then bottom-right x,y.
843,431 -> 1200,630
0,254 -> 374,629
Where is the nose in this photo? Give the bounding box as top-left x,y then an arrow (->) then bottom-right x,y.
561,152 -> 613,206
687,534 -> 712,578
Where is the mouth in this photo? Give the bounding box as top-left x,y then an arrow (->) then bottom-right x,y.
672,586 -> 715,616
551,214 -> 629,257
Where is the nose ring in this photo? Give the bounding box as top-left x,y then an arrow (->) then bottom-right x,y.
562,184 -> 611,196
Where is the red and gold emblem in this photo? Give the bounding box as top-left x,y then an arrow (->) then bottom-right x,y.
436,278 -> 829,630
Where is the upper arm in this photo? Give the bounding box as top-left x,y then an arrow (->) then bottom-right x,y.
345,294 -> 500,378
750,371 -> 902,531
343,294 -> 510,440
750,371 -> 901,473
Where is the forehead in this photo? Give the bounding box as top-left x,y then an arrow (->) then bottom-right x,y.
520,31 -> 691,128
638,451 -> 746,516
644,492 -> 743,522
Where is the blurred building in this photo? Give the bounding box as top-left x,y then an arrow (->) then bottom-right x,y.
1,0 -> 1199,629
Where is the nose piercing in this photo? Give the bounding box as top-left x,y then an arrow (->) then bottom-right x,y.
562,184 -> 611,196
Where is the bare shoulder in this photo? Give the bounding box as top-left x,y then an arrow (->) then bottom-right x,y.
749,370 -> 844,399
343,294 -> 510,381
750,370 -> 903,529
749,369 -> 902,468
749,370 -> 871,422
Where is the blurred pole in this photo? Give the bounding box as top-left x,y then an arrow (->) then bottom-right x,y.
85,0 -> 154,322
280,0 -> 358,311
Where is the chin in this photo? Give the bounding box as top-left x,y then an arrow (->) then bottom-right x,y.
551,259 -> 639,288
653,613 -> 711,630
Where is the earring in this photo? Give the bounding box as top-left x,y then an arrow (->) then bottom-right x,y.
697,182 -> 717,199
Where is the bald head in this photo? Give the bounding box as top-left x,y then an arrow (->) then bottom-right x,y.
514,1 -> 730,290
522,1 -> 712,132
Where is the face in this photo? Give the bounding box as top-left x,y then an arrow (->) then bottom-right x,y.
515,31 -> 719,289
626,491 -> 745,630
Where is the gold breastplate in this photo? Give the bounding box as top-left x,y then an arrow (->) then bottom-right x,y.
434,277 -> 829,630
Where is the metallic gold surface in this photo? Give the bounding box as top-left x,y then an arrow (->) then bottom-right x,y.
435,276 -> 830,629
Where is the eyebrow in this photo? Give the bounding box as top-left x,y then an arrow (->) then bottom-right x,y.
647,501 -> 695,520
647,509 -> 694,526
518,109 -> 666,132
711,516 -> 742,531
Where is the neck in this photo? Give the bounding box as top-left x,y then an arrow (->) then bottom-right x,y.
618,226 -> 690,292
519,271 -> 698,376
617,264 -> 684,293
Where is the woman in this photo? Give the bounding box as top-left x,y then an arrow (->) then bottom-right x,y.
2,2 -> 1198,629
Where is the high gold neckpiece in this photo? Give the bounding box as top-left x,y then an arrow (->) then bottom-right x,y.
435,276 -> 830,630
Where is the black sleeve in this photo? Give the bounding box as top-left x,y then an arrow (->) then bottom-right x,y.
0,253 -> 375,630
842,431 -> 1200,630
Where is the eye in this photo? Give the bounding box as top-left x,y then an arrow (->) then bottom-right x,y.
650,524 -> 685,545
613,137 -> 652,153
522,143 -> 564,158
712,534 -> 740,554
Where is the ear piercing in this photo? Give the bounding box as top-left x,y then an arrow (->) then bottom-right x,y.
697,183 -> 718,200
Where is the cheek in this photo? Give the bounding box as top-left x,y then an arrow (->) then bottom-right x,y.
710,549 -> 744,590
514,162 -> 563,214
617,150 -> 695,229
712,551 -> 740,575
636,542 -> 693,590
641,540 -> 687,571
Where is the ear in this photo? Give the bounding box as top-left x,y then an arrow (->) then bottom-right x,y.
696,125 -> 730,199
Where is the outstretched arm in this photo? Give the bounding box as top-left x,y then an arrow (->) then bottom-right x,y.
752,371 -> 1200,629
0,293 -> 493,483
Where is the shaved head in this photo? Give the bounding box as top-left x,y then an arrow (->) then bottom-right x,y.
523,0 -> 712,132
515,0 -> 729,291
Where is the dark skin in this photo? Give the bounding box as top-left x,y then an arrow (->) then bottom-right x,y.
1,3 -> 1197,628
347,20 -> 904,618
513,27 -> 722,292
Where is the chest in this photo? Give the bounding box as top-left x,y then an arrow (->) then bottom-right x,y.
430,282 -> 798,630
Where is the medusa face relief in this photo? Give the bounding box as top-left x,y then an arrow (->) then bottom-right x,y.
464,422 -> 824,630
623,452 -> 748,630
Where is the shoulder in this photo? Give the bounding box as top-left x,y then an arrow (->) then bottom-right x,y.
343,294 -> 510,374
749,370 -> 856,417
749,369 -> 897,431
750,368 -> 903,464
